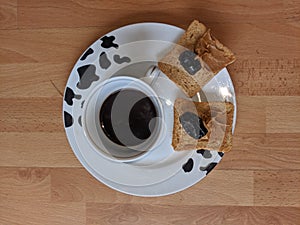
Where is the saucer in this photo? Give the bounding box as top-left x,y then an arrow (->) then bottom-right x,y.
63,22 -> 237,196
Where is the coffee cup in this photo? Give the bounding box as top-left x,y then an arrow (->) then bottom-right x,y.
82,75 -> 166,163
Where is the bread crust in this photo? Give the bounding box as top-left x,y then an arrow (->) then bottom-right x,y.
195,29 -> 236,74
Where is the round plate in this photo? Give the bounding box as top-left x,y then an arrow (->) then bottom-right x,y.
63,22 -> 236,196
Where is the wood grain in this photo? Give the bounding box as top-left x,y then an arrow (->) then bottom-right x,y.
0,132 -> 81,167
0,201 -> 85,225
86,203 -> 300,225
1,0 -> 300,224
231,59 -> 300,96
0,98 -> 63,132
235,96 -> 266,133
0,168 -> 50,202
18,0 -> 300,29
0,0 -> 17,29
220,133 -> 300,170
0,28 -> 103,64
0,63 -> 69,97
235,96 -> 300,134
266,96 -> 300,133
254,171 -> 300,207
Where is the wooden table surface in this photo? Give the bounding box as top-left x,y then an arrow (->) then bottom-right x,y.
1,0 -> 300,224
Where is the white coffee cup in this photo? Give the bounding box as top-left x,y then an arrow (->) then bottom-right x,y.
82,75 -> 166,163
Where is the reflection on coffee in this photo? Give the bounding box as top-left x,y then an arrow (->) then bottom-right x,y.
99,89 -> 157,147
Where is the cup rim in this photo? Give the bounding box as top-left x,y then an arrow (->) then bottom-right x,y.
82,76 -> 165,163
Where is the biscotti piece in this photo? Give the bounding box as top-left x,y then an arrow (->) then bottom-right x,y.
177,20 -> 207,50
195,29 -> 236,74
159,20 -> 236,97
158,47 -> 215,97
158,21 -> 213,97
172,98 -> 234,152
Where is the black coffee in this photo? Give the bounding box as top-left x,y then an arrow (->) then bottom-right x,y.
99,89 -> 157,147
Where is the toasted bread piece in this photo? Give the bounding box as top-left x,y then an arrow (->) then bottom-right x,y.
158,20 -> 214,97
158,48 -> 215,97
177,20 -> 207,50
195,29 -> 236,74
172,98 -> 234,152
158,20 -> 236,97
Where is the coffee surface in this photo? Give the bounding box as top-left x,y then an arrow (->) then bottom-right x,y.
99,89 -> 157,146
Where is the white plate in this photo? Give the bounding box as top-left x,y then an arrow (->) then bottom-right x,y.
63,22 -> 236,196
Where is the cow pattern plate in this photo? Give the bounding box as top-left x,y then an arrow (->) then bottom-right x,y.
63,23 -> 236,196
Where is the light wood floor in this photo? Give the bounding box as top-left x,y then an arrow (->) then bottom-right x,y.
0,0 -> 300,224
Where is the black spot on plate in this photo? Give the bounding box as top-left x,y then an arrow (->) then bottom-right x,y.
200,162 -> 218,175
182,158 -> 194,173
196,149 -> 212,159
80,48 -> 94,61
81,100 -> 85,109
179,112 -> 208,139
64,87 -> 81,106
100,36 -> 118,49
76,64 -> 99,89
179,50 -> 202,75
113,54 -> 131,64
99,52 -> 111,69
64,111 -> 73,128
218,152 -> 224,157
78,116 -> 82,127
